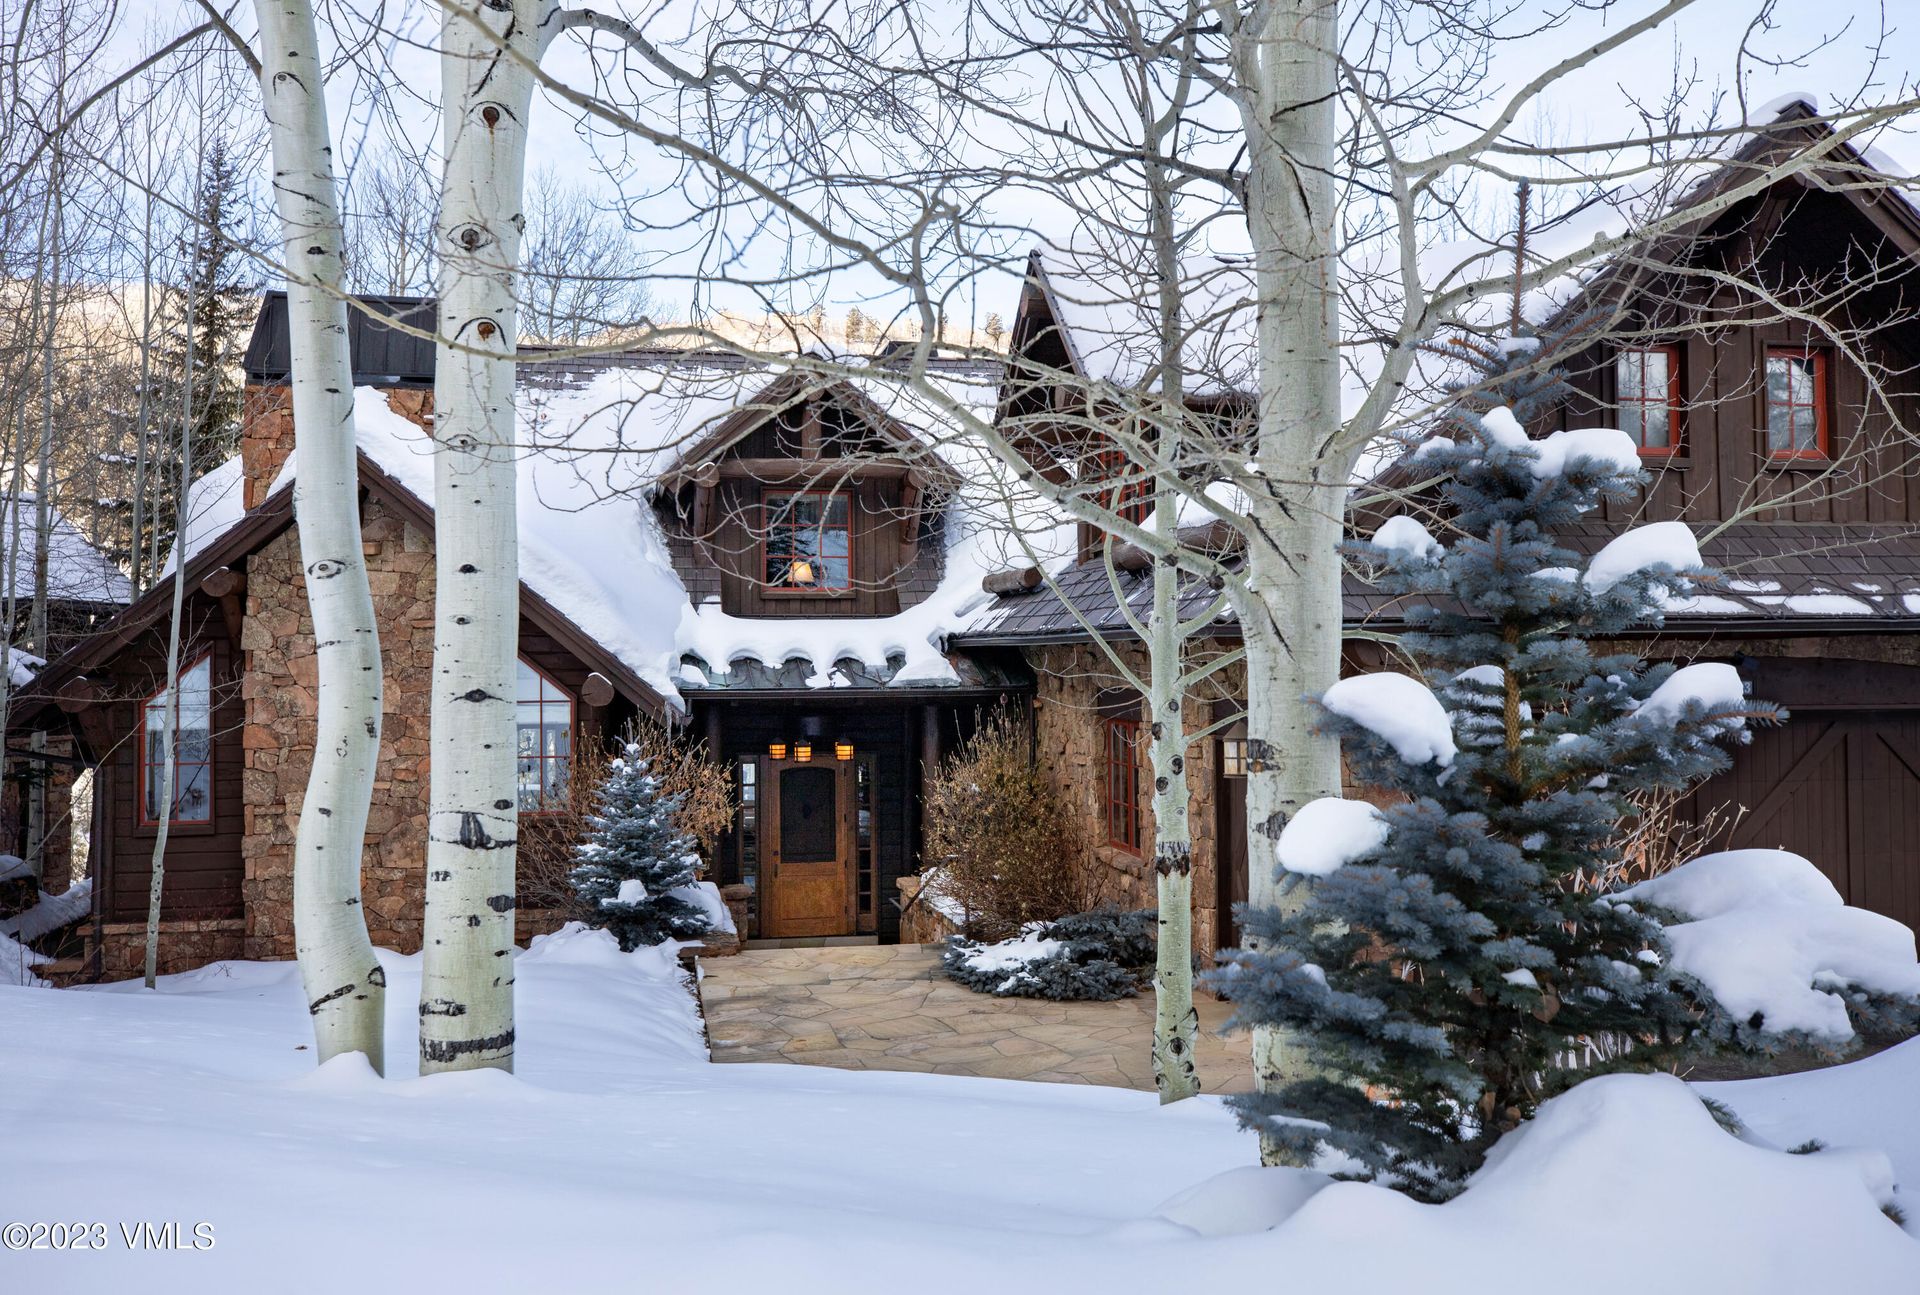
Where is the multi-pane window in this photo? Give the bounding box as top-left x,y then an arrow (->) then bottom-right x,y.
764,492 -> 852,592
141,654 -> 213,825
1766,347 -> 1830,460
1616,346 -> 1682,456
515,660 -> 573,813
1103,715 -> 1142,852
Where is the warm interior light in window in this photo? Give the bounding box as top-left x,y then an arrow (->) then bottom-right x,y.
835,740 -> 854,761
794,741 -> 813,762
788,558 -> 817,586
768,742 -> 788,760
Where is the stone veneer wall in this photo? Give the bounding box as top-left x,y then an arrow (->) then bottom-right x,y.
231,387 -> 575,961
1027,642 -> 1240,960
239,493 -> 439,958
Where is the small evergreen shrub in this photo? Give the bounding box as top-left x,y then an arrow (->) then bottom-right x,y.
943,907 -> 1157,1000
570,744 -> 714,950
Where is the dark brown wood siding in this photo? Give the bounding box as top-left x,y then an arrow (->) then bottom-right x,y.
680,475 -> 919,619
100,613 -> 245,923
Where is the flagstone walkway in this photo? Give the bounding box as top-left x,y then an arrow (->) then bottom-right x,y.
697,943 -> 1253,1091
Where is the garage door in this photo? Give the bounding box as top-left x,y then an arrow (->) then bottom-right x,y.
1679,711 -> 1920,935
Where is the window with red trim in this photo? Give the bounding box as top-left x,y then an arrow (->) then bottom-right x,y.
764,491 -> 853,592
1765,347 -> 1831,460
1616,346 -> 1682,456
1093,448 -> 1151,525
1103,715 -> 1142,852
515,660 -> 573,814
140,654 -> 213,825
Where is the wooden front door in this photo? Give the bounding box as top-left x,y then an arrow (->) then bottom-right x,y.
763,757 -> 857,938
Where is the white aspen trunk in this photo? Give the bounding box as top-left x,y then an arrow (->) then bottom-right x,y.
1147,514 -> 1200,1102
256,0 -> 390,1070
419,0 -> 539,1074
1236,0 -> 1347,1163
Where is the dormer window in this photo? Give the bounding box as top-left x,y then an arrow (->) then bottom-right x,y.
764,491 -> 852,593
1093,447 -> 1152,524
1616,346 -> 1682,457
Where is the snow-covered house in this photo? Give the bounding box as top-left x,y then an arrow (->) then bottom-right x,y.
965,98 -> 1920,957
2,295 -> 1033,975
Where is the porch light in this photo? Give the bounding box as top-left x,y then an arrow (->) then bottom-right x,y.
768,742 -> 788,759
788,557 -> 817,586
835,740 -> 854,761
794,742 -> 814,762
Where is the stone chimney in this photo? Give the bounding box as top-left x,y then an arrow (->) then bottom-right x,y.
240,384 -> 297,511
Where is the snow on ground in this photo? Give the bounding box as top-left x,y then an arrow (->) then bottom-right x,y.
2,927 -> 1915,1292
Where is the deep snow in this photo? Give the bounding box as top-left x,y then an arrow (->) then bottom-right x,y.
1,927 -> 1915,1293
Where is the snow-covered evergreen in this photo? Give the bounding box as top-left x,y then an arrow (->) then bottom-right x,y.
1211,324 -> 1789,1200
570,745 -> 713,951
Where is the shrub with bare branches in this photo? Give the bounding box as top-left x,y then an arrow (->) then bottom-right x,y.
922,708 -> 1094,939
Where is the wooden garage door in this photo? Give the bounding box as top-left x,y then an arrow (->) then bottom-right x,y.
1679,712 -> 1920,935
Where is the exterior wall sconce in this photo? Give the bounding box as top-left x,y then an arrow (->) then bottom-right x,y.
768,742 -> 788,759
834,740 -> 854,761
794,742 -> 814,762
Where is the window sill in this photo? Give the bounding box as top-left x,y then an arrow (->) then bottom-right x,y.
762,587 -> 855,600
1763,457 -> 1834,471
1638,455 -> 1690,469
133,817 -> 220,840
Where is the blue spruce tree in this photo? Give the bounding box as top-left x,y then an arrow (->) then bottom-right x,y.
571,745 -> 714,950
1210,320 -> 1782,1201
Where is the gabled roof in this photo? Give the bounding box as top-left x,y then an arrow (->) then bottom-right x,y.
1533,97 -> 1920,332
649,366 -> 965,492
6,432 -> 676,728
1015,246 -> 1258,397
0,494 -> 131,606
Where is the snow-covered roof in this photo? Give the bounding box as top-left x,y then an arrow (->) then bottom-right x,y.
0,494 -> 130,606
1031,245 -> 1258,397
166,356 -> 1068,711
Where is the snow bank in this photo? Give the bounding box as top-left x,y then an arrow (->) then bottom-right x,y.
1277,797 -> 1390,876
1634,662 -> 1748,728
668,880 -> 736,935
4,921 -> 1918,1289
1619,849 -> 1920,1040
1620,849 -> 1840,918
0,926 -> 48,987
1584,520 -> 1703,592
1322,673 -> 1457,767
1,877 -> 93,942
1370,515 -> 1443,562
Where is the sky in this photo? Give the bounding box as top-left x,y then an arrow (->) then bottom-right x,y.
93,0 -> 1920,332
